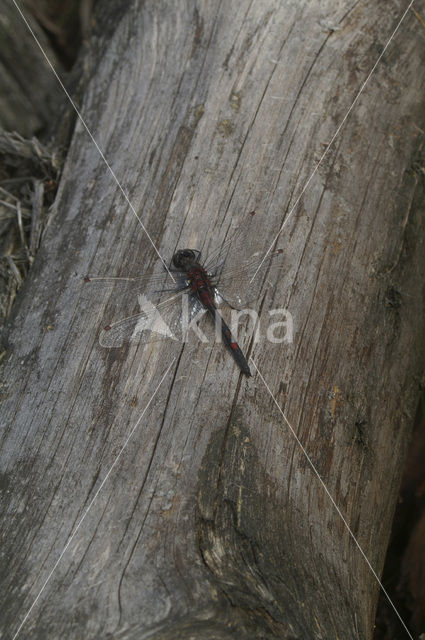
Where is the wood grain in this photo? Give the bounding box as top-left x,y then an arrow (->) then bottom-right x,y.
1,1 -> 425,639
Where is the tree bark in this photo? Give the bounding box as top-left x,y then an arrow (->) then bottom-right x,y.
1,1 -> 425,639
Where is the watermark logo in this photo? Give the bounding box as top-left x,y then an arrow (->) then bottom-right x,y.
124,294 -> 293,346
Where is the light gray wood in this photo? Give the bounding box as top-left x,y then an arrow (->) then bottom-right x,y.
1,1 -> 425,639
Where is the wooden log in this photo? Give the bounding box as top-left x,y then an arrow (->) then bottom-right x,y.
1,1 -> 425,639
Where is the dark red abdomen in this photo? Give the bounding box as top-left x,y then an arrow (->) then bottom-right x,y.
186,265 -> 251,376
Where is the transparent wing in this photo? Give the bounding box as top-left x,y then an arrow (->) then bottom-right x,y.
98,292 -> 206,348
202,214 -> 259,276
213,255 -> 284,309
216,250 -> 283,287
203,213 -> 285,308
202,224 -> 245,275
83,269 -> 187,299
85,212 -> 285,325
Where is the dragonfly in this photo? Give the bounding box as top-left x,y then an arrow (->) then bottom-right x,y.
84,213 -> 283,376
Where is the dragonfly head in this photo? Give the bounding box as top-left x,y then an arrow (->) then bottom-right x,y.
172,249 -> 197,270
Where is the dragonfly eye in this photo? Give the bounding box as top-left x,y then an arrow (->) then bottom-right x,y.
172,249 -> 196,269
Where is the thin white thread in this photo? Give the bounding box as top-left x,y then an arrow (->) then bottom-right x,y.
250,0 -> 415,283
11,0 -> 175,283
11,1 -> 415,638
250,358 -> 414,640
11,360 -> 175,640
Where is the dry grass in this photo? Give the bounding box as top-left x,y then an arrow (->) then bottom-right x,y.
0,130 -> 58,321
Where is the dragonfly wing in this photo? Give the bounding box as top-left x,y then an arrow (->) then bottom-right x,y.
202,212 -> 284,285
179,295 -> 208,342
202,220 -> 247,277
83,266 -> 187,299
98,292 -> 207,348
212,250 -> 284,308
99,292 -> 184,347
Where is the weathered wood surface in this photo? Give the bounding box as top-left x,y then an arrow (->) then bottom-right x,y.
1,1 -> 425,639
